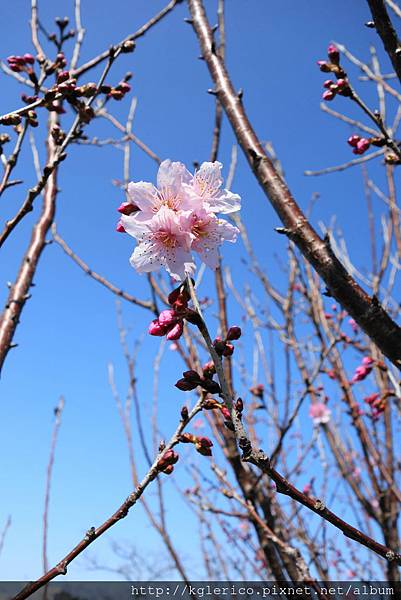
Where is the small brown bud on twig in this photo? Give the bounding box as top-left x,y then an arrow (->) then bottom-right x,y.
121,40 -> 136,53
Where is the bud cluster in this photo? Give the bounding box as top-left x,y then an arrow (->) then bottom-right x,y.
175,369 -> 221,394
317,45 -> 352,103
179,433 -> 213,457
7,53 -> 35,73
149,309 -> 185,341
347,134 -> 385,156
322,77 -> 351,102
213,326 -> 241,357
156,449 -> 179,475
103,81 -> 131,101
147,284 -> 201,342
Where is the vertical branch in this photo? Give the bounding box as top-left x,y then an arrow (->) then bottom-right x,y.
31,0 -> 46,59
187,0 -> 401,370
43,396 -> 65,574
70,0 -> 86,71
367,0 -> 401,85
0,111 -> 59,374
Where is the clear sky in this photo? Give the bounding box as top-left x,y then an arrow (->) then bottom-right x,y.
0,0 -> 397,582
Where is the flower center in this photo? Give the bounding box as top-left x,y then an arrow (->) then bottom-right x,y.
155,230 -> 178,248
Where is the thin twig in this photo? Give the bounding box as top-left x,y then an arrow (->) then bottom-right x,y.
70,0 -> 86,71
43,396 -> 65,574
51,224 -> 155,312
72,0 -> 181,79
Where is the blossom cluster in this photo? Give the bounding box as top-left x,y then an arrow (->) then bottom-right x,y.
118,160 -> 240,280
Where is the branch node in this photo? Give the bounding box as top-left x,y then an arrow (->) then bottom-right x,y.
275,227 -> 291,236
84,526 -> 96,541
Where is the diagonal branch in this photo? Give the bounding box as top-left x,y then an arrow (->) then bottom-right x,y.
187,0 -> 401,371
186,276 -> 401,568
367,0 -> 401,86
72,0 -> 182,79
11,397 -> 203,600
51,224 -> 156,312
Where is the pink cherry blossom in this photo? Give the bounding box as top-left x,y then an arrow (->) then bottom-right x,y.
121,159 -> 241,280
126,160 -> 195,222
188,208 -> 239,269
184,161 -> 241,214
309,402 -> 331,425
122,205 -> 195,281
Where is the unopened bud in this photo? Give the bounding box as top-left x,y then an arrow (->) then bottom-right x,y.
57,70 -> 70,83
201,379 -> 221,394
121,40 -> 136,53
117,201 -> 139,215
175,378 -> 198,392
327,44 -> 340,65
226,326 -> 241,341
148,319 -> 167,337
223,343 -> 234,357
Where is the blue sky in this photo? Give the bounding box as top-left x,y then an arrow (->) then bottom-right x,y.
0,0 -> 398,582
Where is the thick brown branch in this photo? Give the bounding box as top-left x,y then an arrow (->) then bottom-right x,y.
188,0 -> 401,371
0,112 -> 58,375
367,0 -> 401,86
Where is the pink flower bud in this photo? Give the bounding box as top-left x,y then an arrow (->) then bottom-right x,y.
213,337 -> 226,356
117,82 -> 131,93
336,78 -> 347,89
226,326 -> 242,341
354,138 -> 370,154
327,44 -> 340,64
57,70 -> 70,83
148,319 -> 167,337
158,309 -> 179,327
223,343 -> 234,357
9,64 -> 23,73
166,321 -> 184,341
202,361 -> 216,378
116,221 -> 126,233
322,89 -> 336,101
195,436 -> 213,456
347,135 -> 360,148
23,53 -> 35,65
117,201 -> 138,215
362,356 -> 374,366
